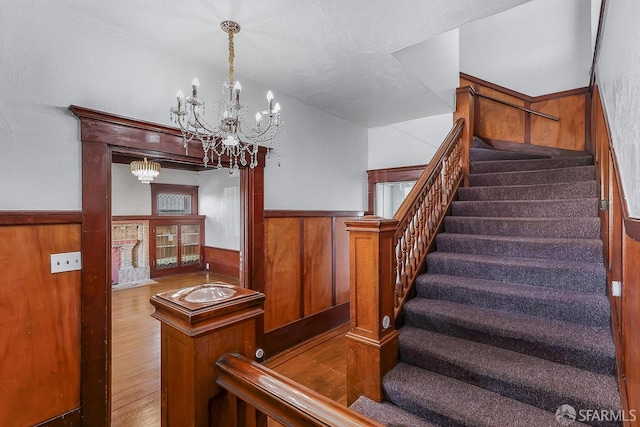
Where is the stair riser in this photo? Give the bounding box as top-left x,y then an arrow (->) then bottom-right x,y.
457,181 -> 598,201
470,148 -> 549,162
444,217 -> 601,239
427,254 -> 606,294
382,386 -> 467,427
417,281 -> 610,327
470,157 -> 593,173
435,234 -> 603,263
451,199 -> 599,218
470,166 -> 595,187
403,312 -> 615,375
399,340 -> 614,418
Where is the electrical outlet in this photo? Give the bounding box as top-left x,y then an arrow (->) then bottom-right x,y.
612,280 -> 622,297
51,251 -> 82,273
205,262 -> 210,270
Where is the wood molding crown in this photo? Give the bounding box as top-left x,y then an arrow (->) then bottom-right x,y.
264,210 -> 364,218
0,211 -> 82,225
69,105 -> 267,169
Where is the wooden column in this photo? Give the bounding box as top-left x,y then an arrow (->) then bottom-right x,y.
344,216 -> 399,405
150,284 -> 265,427
455,86 -> 475,187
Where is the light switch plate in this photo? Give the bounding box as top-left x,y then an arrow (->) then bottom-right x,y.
51,251 -> 82,273
612,280 -> 622,297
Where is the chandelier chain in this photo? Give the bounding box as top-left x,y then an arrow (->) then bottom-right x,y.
228,30 -> 234,84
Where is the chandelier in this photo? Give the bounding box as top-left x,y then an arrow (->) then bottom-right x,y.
131,158 -> 161,184
170,20 -> 283,170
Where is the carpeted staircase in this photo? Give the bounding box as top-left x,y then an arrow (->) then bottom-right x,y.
351,138 -> 620,426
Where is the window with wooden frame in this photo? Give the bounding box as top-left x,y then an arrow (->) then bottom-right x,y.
150,184 -> 199,216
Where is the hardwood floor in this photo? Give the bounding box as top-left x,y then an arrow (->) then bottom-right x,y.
111,271 -> 349,426
111,272 -> 239,426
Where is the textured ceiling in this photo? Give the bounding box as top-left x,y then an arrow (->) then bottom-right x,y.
51,0 -> 532,127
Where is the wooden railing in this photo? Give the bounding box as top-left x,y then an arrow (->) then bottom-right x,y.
344,86 -> 475,405
392,118 -> 464,314
469,86 -> 560,121
215,353 -> 384,427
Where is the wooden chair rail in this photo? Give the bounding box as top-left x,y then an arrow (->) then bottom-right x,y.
392,118 -> 465,314
216,353 -> 384,427
469,86 -> 560,121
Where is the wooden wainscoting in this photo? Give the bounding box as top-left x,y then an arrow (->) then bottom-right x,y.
0,212 -> 82,427
461,73 -> 589,151
263,210 -> 362,357
203,246 -> 240,279
592,85 -> 640,417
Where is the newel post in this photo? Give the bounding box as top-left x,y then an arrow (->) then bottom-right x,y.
455,86 -> 475,186
344,216 -> 399,405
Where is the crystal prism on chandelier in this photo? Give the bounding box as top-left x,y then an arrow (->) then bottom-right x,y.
170,20 -> 283,171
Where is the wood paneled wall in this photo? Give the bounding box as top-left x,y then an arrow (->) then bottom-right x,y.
203,246 -> 240,279
0,212 -> 82,427
592,85 -> 640,416
262,211 -> 361,357
461,73 -> 589,151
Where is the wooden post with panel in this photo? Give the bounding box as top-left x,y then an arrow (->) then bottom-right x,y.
344,216 -> 399,405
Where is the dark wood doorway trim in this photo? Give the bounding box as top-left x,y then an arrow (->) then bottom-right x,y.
70,105 -> 265,426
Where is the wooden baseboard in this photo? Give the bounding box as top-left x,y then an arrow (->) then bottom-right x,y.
34,408 -> 81,427
203,246 -> 240,279
264,303 -> 350,358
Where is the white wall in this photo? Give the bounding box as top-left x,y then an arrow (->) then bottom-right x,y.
596,0 -> 640,218
368,113 -> 453,170
460,0 -> 592,96
111,164 -> 198,216
198,169 -> 240,250
0,1 -> 368,213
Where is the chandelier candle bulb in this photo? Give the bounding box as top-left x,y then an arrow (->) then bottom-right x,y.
234,81 -> 241,102
267,90 -> 274,111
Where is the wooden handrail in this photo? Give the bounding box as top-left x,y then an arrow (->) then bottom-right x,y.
469,86 -> 560,121
392,118 -> 466,314
216,353 -> 384,427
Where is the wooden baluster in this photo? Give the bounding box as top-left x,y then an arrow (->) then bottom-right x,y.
345,216 -> 400,405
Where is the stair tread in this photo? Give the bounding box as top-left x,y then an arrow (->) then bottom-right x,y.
469,147 -> 551,161
427,251 -> 606,294
436,232 -> 603,262
444,216 -> 601,238
403,298 -> 615,371
470,156 -> 593,174
416,273 -> 610,326
384,362 -> 586,427
457,181 -> 598,201
350,396 -> 438,427
451,198 -> 599,218
469,165 -> 595,187
399,327 -> 620,412
427,250 -> 604,274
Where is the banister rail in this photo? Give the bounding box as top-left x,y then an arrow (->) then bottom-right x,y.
216,353 -> 384,427
469,86 -> 560,121
392,118 -> 465,314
